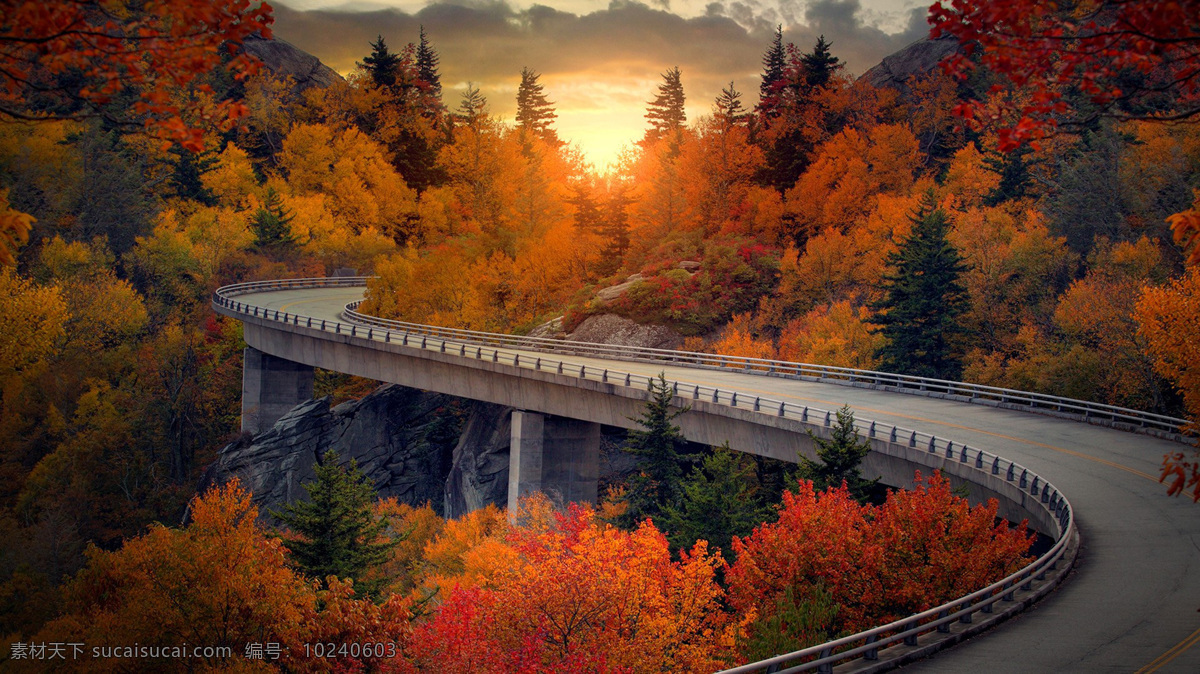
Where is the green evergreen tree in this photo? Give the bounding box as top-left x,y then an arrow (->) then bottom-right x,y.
600,181 -> 632,271
643,66 -> 687,145
742,585 -> 841,663
800,35 -> 841,90
713,81 -> 747,128
796,405 -> 881,503
361,35 -> 402,90
871,193 -> 970,380
616,374 -> 692,529
983,144 -> 1034,206
756,25 -> 787,123
515,67 -> 559,147
457,84 -> 488,128
272,450 -> 397,596
250,187 -> 296,251
415,26 -> 442,106
567,179 -> 604,236
167,145 -> 217,205
661,443 -> 769,559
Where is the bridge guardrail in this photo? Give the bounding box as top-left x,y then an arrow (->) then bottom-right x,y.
213,277 -> 1188,438
214,277 -> 1080,673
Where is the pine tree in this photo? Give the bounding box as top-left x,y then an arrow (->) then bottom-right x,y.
457,84 -> 488,128
567,179 -> 603,236
616,374 -> 692,529
600,181 -> 632,271
983,144 -> 1034,206
756,25 -> 787,125
796,405 -> 881,503
168,145 -> 217,205
272,450 -> 397,596
415,26 -> 442,106
515,67 -> 559,147
251,187 -> 297,251
801,35 -> 841,90
871,194 -> 970,380
714,81 -> 747,128
661,443 -> 769,559
361,35 -> 402,90
644,66 -> 687,145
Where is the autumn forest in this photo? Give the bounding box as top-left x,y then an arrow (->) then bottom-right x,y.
1,0 -> 1199,671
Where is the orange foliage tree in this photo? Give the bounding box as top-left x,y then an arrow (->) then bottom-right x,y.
32,480 -> 415,673
784,124 -> 919,240
410,498 -> 740,673
1136,268 -> 1200,500
1,0 -> 274,152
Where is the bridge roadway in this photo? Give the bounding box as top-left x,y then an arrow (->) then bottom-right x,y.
227,286 -> 1200,673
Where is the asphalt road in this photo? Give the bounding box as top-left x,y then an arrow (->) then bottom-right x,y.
231,286 -> 1200,673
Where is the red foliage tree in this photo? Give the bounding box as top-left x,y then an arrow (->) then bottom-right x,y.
727,472 -> 1032,636
930,0 -> 1200,152
0,0 -> 274,151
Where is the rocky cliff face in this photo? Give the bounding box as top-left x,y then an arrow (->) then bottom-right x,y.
858,36 -> 961,96
242,36 -> 342,91
443,401 -> 513,519
203,384 -> 465,518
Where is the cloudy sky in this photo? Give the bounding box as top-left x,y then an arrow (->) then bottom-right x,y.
272,1 -> 934,168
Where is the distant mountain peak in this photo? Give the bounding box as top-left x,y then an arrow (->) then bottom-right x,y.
859,35 -> 960,94
242,35 -> 342,91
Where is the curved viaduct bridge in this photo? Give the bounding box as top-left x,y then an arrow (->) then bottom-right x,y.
214,278 -> 1200,673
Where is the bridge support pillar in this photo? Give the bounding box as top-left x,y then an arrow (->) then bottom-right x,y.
241,347 -> 314,435
507,411 -> 600,515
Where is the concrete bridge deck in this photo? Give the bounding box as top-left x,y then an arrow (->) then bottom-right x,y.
219,285 -> 1200,673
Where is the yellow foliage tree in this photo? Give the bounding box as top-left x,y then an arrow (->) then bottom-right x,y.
201,142 -> 260,210
1135,268 -> 1200,499
777,301 -> 883,369
280,123 -> 419,242
709,312 -> 775,368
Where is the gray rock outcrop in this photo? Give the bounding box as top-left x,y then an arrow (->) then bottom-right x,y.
594,273 -> 646,303
203,384 -> 464,518
858,36 -> 961,96
242,36 -> 342,91
443,402 -> 513,519
567,313 -> 683,350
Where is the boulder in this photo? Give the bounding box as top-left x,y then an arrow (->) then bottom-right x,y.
594,273 -> 646,303
527,316 -> 565,340
567,313 -> 683,350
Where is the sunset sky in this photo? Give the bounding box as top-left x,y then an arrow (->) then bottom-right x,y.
273,1 -> 933,169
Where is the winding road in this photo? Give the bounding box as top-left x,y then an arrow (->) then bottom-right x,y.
220,283 -> 1200,673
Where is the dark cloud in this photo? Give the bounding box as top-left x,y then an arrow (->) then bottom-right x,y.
273,1 -> 931,94
270,1 -> 933,163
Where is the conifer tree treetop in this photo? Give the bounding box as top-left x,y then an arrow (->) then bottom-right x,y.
758,25 -> 787,114
361,35 -> 403,90
801,35 -> 842,90
644,66 -> 687,144
516,67 -> 559,145
416,25 -> 443,104
272,450 -> 398,596
871,193 -> 970,381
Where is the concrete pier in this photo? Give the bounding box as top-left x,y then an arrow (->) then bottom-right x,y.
241,346 -> 314,434
507,410 -> 601,514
